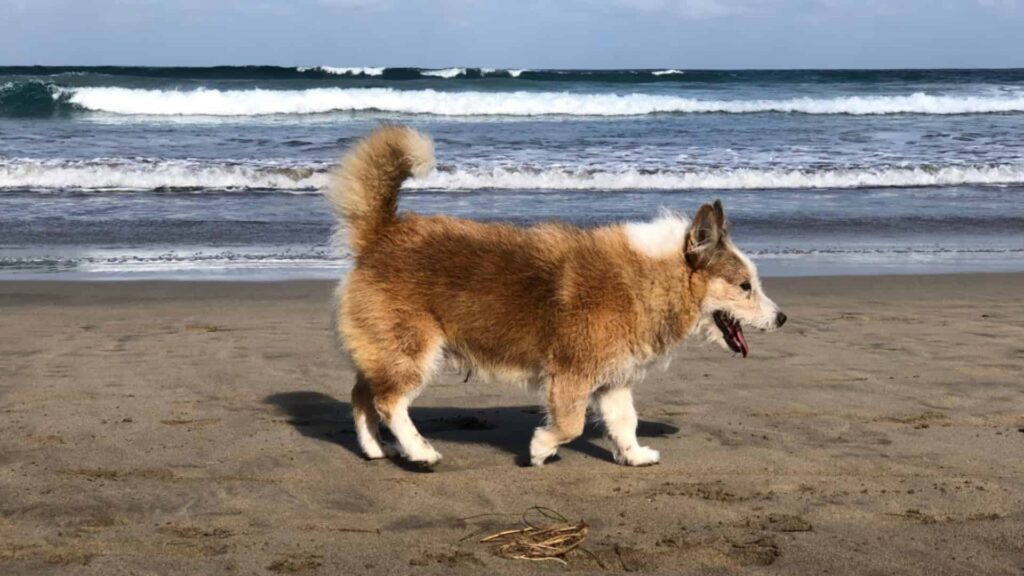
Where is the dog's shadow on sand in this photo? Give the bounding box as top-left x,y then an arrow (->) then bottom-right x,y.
264,391 -> 678,469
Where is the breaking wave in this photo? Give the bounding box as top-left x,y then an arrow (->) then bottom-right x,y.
58,86 -> 1024,116
3,159 -> 1023,192
1,81 -> 72,117
412,164 -> 1024,191
0,159 -> 324,190
422,67 -> 467,79
297,66 -> 385,76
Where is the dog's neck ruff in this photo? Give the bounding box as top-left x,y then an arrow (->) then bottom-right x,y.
624,213 -> 689,259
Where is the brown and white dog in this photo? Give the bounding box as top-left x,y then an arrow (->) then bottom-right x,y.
327,126 -> 786,467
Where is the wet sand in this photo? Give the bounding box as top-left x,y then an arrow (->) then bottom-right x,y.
1,274 -> 1022,574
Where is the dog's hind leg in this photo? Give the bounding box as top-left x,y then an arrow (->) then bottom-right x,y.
352,371 -> 393,459
369,338 -> 445,466
595,385 -> 659,466
530,373 -> 590,466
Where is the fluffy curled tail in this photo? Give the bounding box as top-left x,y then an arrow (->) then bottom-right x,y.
327,125 -> 435,255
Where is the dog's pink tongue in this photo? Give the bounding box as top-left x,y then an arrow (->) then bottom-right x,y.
733,323 -> 749,358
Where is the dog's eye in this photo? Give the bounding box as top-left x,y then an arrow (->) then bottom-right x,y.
739,281 -> 752,292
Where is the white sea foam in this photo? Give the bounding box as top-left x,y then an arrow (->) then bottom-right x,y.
61,86 -> 1024,116
508,69 -> 526,78
3,159 -> 1023,192
421,68 -> 466,79
409,164 -> 1024,191
652,69 -> 684,76
0,159 -> 324,190
297,66 -> 385,76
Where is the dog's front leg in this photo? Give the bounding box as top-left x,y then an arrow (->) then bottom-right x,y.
595,385 -> 659,466
530,373 -> 590,466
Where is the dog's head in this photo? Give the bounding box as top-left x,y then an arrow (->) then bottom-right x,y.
686,200 -> 786,357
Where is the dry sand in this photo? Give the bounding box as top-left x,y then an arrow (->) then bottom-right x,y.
1,274 -> 1022,575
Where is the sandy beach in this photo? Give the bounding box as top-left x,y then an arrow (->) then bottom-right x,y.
1,274 -> 1022,575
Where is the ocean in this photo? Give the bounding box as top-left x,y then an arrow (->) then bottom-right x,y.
1,66 -> 1022,279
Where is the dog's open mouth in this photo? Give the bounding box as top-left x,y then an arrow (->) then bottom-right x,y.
713,310 -> 748,358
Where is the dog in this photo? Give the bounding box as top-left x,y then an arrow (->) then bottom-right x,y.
326,125 -> 786,467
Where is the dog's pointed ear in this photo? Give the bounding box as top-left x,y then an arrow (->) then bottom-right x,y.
713,199 -> 726,230
686,201 -> 725,269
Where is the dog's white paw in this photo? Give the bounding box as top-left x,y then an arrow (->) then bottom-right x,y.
530,450 -> 557,467
529,429 -> 559,466
361,443 -> 387,460
406,444 -> 443,466
616,445 -> 660,467
359,437 -> 397,460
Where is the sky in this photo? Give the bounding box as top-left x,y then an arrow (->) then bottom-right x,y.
1,0 -> 1021,69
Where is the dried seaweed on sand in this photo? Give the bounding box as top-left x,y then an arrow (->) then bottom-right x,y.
477,507 -> 588,565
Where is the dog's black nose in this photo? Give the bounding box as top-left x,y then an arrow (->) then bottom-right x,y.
776,311 -> 787,327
